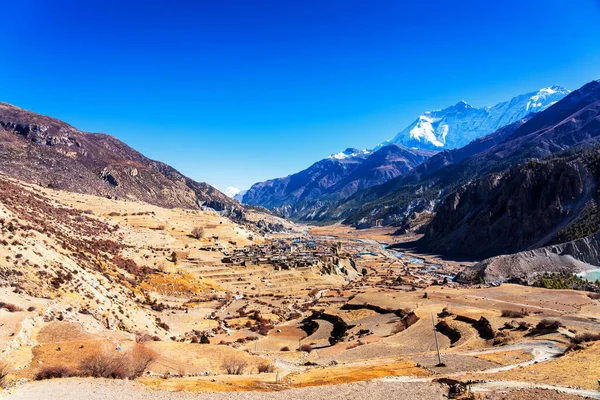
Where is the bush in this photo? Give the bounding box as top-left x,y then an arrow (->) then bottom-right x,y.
0,360 -> 9,388
223,358 -> 247,375
0,302 -> 23,312
257,363 -> 274,373
280,346 -> 290,352
501,309 -> 529,318
135,333 -> 156,343
299,344 -> 313,353
35,366 -> 74,380
191,227 -> 205,240
534,319 -> 564,332
80,345 -> 156,379
571,332 -> 600,345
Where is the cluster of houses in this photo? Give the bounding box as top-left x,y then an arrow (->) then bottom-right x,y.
219,238 -> 346,270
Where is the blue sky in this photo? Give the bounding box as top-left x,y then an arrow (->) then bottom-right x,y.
2,1 -> 600,191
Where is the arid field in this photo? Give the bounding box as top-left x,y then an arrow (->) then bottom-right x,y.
1,176 -> 600,400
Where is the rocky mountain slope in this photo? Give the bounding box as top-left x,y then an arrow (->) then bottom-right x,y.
424,152 -> 598,257
390,86 -> 570,150
332,79 -> 600,233
421,81 -> 600,257
242,145 -> 433,218
0,102 -> 243,219
460,231 -> 600,284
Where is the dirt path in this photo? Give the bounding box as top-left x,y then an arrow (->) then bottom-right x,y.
463,340 -> 564,373
469,380 -> 600,399
2,378 -> 446,400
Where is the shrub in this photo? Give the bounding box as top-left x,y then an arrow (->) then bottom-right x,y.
35,366 -> 74,380
571,332 -> 600,345
80,352 -> 127,379
517,321 -> 532,330
534,319 -> 564,332
0,302 -> 23,312
191,227 -> 205,240
223,358 -> 247,375
299,344 -> 313,353
501,309 -> 529,318
135,333 -> 156,343
257,363 -> 274,373
0,360 -> 9,388
80,345 -> 156,379
128,345 -> 157,378
280,346 -> 290,352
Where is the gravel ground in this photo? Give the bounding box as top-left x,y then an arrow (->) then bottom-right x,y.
480,388 -> 594,400
3,378 -> 446,400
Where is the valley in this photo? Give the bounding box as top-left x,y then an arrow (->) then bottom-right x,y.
3,3 -> 600,399
1,174 -> 600,399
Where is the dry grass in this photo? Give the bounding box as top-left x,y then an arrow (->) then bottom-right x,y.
477,342 -> 600,390
140,273 -> 210,296
139,375 -> 275,392
287,360 -> 428,387
473,350 -> 533,366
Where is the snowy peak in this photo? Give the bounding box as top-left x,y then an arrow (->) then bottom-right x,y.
391,85 -> 570,150
327,148 -> 372,160
224,186 -> 241,198
525,85 -> 570,112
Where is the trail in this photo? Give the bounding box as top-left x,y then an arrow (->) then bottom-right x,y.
469,381 -> 600,399
381,340 -> 600,398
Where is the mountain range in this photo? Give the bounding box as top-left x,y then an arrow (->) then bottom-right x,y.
242,145 -> 434,218
241,85 -> 571,220
389,86 -> 570,150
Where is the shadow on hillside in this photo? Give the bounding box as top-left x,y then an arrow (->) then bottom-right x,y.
388,238 -> 482,263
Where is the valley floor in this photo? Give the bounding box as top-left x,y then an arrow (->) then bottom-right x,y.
2,177 -> 600,399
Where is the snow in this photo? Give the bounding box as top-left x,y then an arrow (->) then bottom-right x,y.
328,148 -> 371,160
408,115 -> 444,147
389,85 -> 570,150
224,186 -> 241,198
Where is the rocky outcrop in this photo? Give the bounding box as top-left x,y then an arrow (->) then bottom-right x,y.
461,232 -> 600,283
423,158 -> 596,257
0,102 -> 244,219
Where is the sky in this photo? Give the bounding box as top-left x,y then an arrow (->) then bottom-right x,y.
2,1 -> 600,192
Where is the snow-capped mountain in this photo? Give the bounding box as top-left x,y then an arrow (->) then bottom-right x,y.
241,145 -> 433,213
391,86 -> 570,150
327,148 -> 372,160
224,186 -> 241,198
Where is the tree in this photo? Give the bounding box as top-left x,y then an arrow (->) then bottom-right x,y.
191,227 -> 205,240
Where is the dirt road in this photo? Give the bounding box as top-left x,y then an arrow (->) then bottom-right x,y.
2,378 -> 446,400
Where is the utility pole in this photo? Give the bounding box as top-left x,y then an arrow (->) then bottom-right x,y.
431,313 -> 443,366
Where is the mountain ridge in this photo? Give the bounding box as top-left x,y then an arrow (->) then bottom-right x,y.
0,101 -> 244,219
